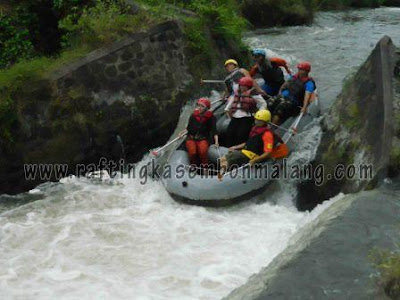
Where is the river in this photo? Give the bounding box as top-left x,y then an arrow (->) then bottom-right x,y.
0,7 -> 399,300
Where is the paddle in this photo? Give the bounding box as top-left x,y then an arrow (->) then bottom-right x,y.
210,98 -> 223,106
200,78 -> 225,85
282,112 -> 304,144
150,131 -> 187,157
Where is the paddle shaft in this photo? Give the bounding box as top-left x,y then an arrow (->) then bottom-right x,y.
151,131 -> 187,155
201,79 -> 225,84
283,112 -> 304,144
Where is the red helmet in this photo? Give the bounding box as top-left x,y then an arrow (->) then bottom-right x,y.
297,61 -> 311,72
239,76 -> 253,88
197,98 -> 211,109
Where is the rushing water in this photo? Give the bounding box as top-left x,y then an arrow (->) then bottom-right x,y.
245,7 -> 400,112
1,8 -> 400,300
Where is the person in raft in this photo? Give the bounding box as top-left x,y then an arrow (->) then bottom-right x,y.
249,48 -> 291,97
223,59 -> 266,102
218,109 -> 288,179
267,61 -> 316,125
224,76 -> 267,147
180,98 -> 218,170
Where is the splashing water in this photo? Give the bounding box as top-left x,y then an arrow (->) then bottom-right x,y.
0,174 -> 342,299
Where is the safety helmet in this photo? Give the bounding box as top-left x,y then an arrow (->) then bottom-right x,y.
297,61 -> 311,72
224,59 -> 238,66
252,49 -> 266,57
238,76 -> 253,87
197,98 -> 211,109
254,109 -> 271,122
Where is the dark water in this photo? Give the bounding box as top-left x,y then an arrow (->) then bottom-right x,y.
244,7 -> 400,112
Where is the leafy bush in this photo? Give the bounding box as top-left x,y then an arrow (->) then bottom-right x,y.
187,0 -> 247,42
0,8 -> 36,68
59,0 -> 152,48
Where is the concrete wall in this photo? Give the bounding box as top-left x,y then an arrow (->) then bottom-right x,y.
52,21 -> 190,105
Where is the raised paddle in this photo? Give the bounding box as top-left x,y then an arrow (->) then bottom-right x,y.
200,78 -> 225,85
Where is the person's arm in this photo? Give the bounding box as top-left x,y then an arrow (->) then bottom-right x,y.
249,65 -> 259,77
253,94 -> 267,110
210,116 -> 219,146
239,68 -> 250,77
301,81 -> 316,113
278,81 -> 288,94
224,95 -> 234,118
278,74 -> 292,94
301,92 -> 312,113
229,142 -> 246,152
249,152 -> 271,166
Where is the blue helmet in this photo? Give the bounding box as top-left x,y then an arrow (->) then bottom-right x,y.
252,49 -> 266,57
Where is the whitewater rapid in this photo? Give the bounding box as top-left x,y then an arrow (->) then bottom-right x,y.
0,169 -> 342,299
0,116 -> 338,299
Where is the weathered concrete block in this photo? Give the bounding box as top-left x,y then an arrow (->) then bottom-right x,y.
226,186 -> 400,300
296,36 -> 398,211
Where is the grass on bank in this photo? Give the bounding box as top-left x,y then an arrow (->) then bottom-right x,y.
370,247 -> 400,299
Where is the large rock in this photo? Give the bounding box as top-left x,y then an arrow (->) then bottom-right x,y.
241,0 -> 314,27
0,20 -> 246,194
384,0 -> 400,6
296,36 -> 398,211
225,183 -> 400,300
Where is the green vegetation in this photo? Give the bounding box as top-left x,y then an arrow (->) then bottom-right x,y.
370,247 -> 400,299
0,6 -> 36,68
344,103 -> 361,129
59,0 -> 154,49
135,0 -> 249,72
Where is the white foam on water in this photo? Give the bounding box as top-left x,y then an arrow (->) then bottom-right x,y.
0,168 -> 342,300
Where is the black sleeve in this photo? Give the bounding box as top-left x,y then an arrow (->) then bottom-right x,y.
186,116 -> 194,135
209,115 -> 217,137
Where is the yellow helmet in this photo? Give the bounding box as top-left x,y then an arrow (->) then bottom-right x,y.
224,59 -> 238,66
254,109 -> 271,122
